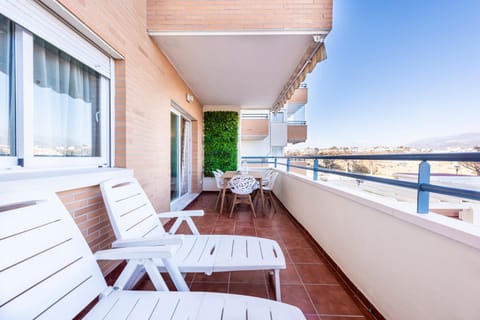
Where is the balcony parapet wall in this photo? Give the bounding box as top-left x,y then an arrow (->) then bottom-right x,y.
241,118 -> 269,139
147,0 -> 332,32
274,170 -> 480,319
288,87 -> 308,105
287,124 -> 307,143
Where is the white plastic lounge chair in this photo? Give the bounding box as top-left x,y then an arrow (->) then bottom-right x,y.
100,177 -> 286,300
0,192 -> 305,319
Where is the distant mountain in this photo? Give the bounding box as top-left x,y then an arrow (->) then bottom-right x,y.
407,132 -> 480,150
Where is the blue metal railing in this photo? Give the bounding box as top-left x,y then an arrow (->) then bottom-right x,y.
287,120 -> 307,125
241,153 -> 480,214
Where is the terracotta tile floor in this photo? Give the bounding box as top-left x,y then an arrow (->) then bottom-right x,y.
136,192 -> 374,319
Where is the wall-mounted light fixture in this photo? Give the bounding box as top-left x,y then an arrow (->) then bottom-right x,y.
186,93 -> 194,103
313,34 -> 324,43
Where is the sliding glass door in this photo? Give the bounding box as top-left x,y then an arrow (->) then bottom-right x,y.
170,110 -> 191,202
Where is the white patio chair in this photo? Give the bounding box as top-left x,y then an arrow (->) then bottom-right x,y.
0,192 -> 305,319
228,175 -> 258,218
262,171 -> 279,213
262,169 -> 274,186
213,170 -> 229,210
100,177 -> 286,301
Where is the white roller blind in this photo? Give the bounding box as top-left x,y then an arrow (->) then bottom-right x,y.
0,0 -> 110,78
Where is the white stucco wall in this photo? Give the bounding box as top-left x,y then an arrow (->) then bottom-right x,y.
274,171 -> 480,320
241,139 -> 271,156
271,122 -> 287,147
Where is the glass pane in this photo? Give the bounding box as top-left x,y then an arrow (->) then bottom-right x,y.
0,15 -> 15,156
180,118 -> 189,196
171,113 -> 179,201
171,112 -> 191,201
287,106 -> 305,122
33,37 -> 100,157
271,112 -> 284,123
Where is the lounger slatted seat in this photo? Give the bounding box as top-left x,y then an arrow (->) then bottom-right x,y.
0,192 -> 305,319
100,177 -> 286,300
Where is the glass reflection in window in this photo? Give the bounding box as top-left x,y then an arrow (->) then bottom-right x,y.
0,15 -> 15,156
33,37 -> 101,157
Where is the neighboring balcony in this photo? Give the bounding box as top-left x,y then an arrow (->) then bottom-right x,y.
241,115 -> 269,140
288,86 -> 308,105
286,85 -> 308,144
287,121 -> 308,144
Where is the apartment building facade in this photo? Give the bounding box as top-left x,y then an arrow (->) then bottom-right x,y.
241,84 -> 309,157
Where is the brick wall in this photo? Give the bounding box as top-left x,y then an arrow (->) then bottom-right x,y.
191,120 -> 203,193
57,186 -> 118,276
147,0 -> 332,32
114,61 -> 127,168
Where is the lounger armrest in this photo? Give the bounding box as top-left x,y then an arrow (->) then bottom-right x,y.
111,235 -> 183,248
157,210 -> 203,235
96,246 -> 189,292
95,246 -> 175,261
157,209 -> 204,218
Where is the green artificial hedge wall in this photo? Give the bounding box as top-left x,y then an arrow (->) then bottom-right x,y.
204,111 -> 239,177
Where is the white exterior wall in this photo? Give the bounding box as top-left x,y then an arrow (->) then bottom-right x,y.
274,171 -> 480,320
241,138 -> 271,156
271,122 -> 287,147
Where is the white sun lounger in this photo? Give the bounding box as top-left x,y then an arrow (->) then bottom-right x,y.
100,177 -> 286,300
0,192 -> 304,319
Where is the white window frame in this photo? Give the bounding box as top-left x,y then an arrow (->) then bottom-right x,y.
170,104 -> 193,203
0,5 -> 112,170
0,17 -> 16,169
271,111 -> 285,123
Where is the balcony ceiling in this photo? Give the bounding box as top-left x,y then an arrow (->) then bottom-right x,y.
150,34 -> 317,108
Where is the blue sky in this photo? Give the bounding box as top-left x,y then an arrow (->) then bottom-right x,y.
301,0 -> 480,148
